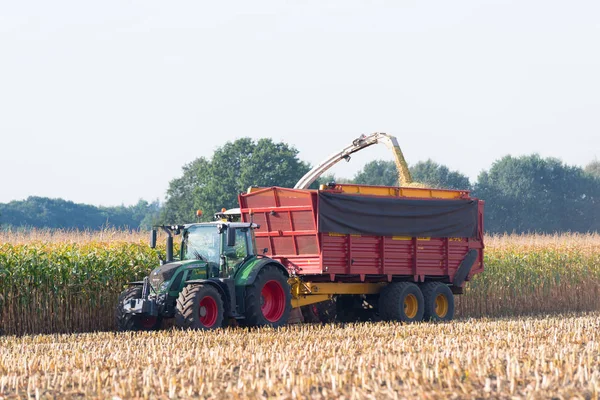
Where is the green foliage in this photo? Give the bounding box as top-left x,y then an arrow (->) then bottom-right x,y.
2,237 -> 600,334
161,138 -> 310,223
457,246 -> 600,317
353,160 -> 398,186
353,159 -> 471,189
0,197 -> 160,230
0,241 -> 158,335
410,159 -> 471,190
474,155 -> 600,233
584,159 -> 600,178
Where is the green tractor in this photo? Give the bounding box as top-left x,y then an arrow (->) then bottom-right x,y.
115,222 -> 292,330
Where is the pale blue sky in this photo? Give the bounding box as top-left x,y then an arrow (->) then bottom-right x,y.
1,0 -> 598,206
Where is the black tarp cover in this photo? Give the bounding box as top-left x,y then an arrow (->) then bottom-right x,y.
318,192 -> 479,238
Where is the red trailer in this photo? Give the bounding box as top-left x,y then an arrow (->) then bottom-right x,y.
239,184 -> 484,322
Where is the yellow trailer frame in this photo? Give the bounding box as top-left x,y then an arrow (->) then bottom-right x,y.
322,183 -> 469,200
288,277 -> 387,308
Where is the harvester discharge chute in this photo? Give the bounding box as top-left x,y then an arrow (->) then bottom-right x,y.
293,132 -> 422,190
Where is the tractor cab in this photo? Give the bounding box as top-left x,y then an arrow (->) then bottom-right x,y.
178,222 -> 257,277
146,222 -> 259,292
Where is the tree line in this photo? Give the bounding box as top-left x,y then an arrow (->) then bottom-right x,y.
1,137 -> 598,233
0,197 -> 160,231
160,138 -> 600,234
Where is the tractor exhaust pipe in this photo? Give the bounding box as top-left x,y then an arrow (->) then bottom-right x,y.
166,235 -> 174,262
159,226 -> 175,263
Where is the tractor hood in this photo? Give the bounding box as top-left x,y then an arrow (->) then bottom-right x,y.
149,260 -> 206,292
150,262 -> 182,289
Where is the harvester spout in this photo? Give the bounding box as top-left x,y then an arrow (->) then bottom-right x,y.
294,132 -> 418,189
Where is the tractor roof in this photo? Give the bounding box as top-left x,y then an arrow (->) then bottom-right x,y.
183,221 -> 258,230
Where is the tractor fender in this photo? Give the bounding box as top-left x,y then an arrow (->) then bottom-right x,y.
234,257 -> 289,287
184,278 -> 236,317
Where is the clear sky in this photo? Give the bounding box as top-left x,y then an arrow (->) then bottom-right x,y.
1,0 -> 598,206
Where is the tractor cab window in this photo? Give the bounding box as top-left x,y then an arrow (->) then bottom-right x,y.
182,225 -> 220,264
221,228 -> 251,272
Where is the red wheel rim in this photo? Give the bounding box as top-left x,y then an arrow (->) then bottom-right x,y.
139,316 -> 157,329
199,296 -> 218,327
261,280 -> 286,322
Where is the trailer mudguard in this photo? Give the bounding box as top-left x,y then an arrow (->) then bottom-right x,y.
452,249 -> 478,287
234,257 -> 289,287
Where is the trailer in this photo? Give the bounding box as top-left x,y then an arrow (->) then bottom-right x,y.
238,184 -> 484,322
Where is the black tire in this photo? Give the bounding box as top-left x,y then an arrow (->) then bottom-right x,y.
115,286 -> 162,331
378,282 -> 424,323
421,282 -> 455,321
244,266 -> 291,327
175,284 -> 225,330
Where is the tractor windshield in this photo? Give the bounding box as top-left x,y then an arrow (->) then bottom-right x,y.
182,225 -> 220,263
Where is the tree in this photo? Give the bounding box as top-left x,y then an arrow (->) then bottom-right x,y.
161,138 -> 310,223
353,159 -> 471,189
585,159 -> 600,178
353,160 -> 398,186
410,159 -> 471,190
0,197 -> 157,230
474,154 -> 600,233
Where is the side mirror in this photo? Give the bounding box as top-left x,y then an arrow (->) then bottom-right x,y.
226,227 -> 236,247
150,229 -> 157,249
224,248 -> 237,258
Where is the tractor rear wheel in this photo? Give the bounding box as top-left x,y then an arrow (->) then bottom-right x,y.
421,282 -> 454,321
244,266 -> 291,327
115,286 -> 162,331
378,282 -> 424,323
175,284 -> 224,330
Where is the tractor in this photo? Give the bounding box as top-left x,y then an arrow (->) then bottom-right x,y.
115,221 -> 291,330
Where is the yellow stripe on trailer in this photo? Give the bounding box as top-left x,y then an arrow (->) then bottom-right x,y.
330,184 -> 467,199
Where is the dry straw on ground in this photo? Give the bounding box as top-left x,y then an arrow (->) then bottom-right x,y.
0,313 -> 599,399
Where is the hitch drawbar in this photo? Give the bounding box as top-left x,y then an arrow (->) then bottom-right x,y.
122,277 -> 158,316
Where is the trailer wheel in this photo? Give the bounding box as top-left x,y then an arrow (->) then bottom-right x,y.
244,266 -> 291,327
378,282 -> 424,323
421,282 -> 455,321
115,286 -> 162,331
175,284 -> 224,330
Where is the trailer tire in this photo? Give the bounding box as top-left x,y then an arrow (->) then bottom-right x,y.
115,286 -> 162,331
378,282 -> 424,323
421,282 -> 454,321
243,265 -> 291,327
175,284 -> 224,330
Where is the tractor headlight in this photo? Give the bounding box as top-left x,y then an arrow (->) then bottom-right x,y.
159,281 -> 171,292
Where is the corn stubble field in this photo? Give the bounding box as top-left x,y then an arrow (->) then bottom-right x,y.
1,231 -> 600,398
1,314 -> 599,398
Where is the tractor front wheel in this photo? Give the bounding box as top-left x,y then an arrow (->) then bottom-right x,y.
115,286 -> 162,331
244,266 -> 291,327
175,284 -> 225,330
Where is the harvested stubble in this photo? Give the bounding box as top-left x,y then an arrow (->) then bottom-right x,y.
1,313 -> 599,399
1,231 -> 599,335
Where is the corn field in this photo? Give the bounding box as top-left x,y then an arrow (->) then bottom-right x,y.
1,230 -> 600,336
0,314 -> 599,398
